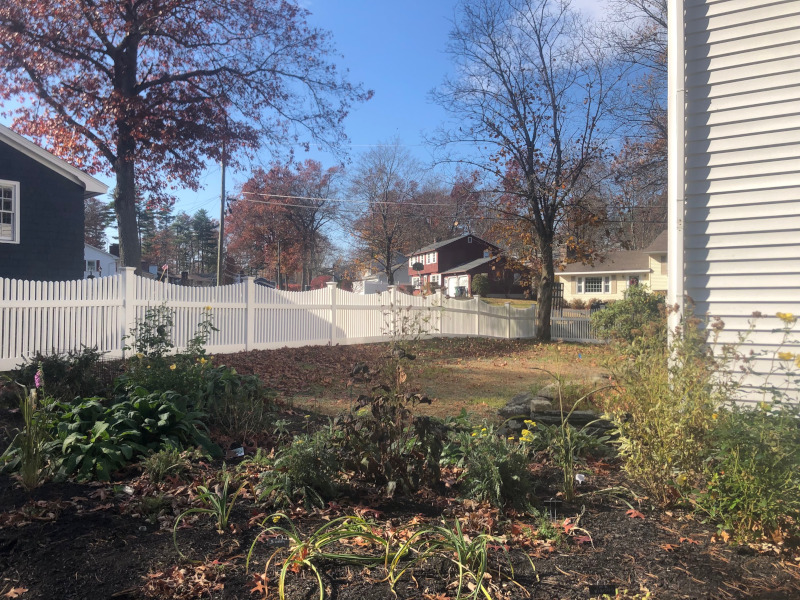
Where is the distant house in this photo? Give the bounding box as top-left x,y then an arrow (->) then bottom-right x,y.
353,259 -> 411,294
0,124 -> 107,281
555,231 -> 668,304
407,234 -> 508,296
84,244 -> 120,279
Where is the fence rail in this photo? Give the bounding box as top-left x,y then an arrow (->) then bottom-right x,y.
0,268 -> 599,370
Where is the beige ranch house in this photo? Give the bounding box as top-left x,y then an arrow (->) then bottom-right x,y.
555,231 -> 668,304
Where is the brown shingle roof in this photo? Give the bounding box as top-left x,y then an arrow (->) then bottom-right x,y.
556,250 -> 650,275
642,230 -> 668,254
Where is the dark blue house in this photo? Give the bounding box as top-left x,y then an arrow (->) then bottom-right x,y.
0,124 -> 107,281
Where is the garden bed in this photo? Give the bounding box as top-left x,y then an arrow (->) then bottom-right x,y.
1,339 -> 799,599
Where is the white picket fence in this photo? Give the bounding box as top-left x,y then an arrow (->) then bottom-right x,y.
0,268 -> 598,371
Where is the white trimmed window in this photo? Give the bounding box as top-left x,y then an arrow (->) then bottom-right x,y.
603,276 -> 610,293
0,180 -> 20,243
585,277 -> 603,294
412,276 -> 420,288
430,274 -> 440,284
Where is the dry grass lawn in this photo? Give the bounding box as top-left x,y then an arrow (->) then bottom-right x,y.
275,338 -> 613,421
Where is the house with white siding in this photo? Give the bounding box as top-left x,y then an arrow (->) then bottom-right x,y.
669,0 -> 800,401
555,231 -> 668,305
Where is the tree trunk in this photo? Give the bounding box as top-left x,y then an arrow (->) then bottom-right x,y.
113,156 -> 141,270
536,238 -> 554,341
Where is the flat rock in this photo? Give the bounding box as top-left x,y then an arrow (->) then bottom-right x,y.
498,392 -> 533,419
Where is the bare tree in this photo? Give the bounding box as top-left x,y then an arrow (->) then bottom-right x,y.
433,0 -> 624,339
348,143 -> 421,285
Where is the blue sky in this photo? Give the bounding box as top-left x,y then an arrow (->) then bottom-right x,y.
1,0 -> 607,225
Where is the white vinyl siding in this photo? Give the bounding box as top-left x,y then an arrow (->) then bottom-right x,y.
675,0 -> 800,401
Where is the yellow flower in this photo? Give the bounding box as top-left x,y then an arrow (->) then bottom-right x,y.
481,428 -> 487,432
776,312 -> 796,325
272,515 -> 280,523
777,351 -> 795,361
136,352 -> 144,359
471,432 -> 477,437
521,429 -> 530,436
199,357 -> 207,364
508,436 -> 514,440
147,365 -> 151,369
759,401 -> 770,411
712,413 -> 718,420
204,306 -> 212,311
169,364 -> 177,370
676,473 -> 688,486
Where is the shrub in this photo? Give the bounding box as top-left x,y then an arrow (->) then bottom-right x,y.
12,347 -> 113,402
444,423 -> 534,510
591,285 -> 665,344
124,302 -> 175,358
471,273 -> 489,297
695,401 -> 800,541
257,431 -> 339,508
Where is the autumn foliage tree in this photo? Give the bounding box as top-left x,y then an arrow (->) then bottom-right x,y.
0,0 -> 370,270
226,160 -> 339,287
434,0 -> 624,340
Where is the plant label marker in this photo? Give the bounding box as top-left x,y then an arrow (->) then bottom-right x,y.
543,498 -> 562,521
588,584 -> 617,595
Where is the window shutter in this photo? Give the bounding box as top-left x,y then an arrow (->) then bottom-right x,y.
611,278 -> 617,294
661,255 -> 667,275
571,280 -> 577,294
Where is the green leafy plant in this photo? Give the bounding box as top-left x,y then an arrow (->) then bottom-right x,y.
142,446 -> 187,483
246,513 -> 387,600
590,284 -> 665,344
521,372 -> 612,502
471,273 -> 490,297
125,302 -> 175,358
445,423 -> 534,510
1,383 -> 52,490
256,431 -> 339,508
50,390 -> 219,480
426,518 -> 520,600
174,473 -> 246,557
695,400 -> 800,541
185,306 -> 218,356
606,313 -> 729,505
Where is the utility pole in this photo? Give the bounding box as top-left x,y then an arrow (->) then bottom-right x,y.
216,143 -> 226,286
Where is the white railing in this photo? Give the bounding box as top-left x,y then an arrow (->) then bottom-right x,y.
0,268 -> 599,370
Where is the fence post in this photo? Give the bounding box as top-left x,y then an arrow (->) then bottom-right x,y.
506,302 -> 511,339
473,295 -> 481,337
327,281 -> 338,345
436,288 -> 444,336
387,285 -> 397,338
121,267 -> 137,356
245,276 -> 256,351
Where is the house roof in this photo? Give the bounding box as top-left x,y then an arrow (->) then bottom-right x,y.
556,250 -> 650,276
441,256 -> 495,275
642,230 -> 668,254
84,243 -> 119,259
410,234 -> 498,255
0,124 -> 108,199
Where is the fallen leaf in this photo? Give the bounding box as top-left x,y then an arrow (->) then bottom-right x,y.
661,543 -> 678,552
680,537 -> 700,545
626,509 -> 645,520
4,588 -> 28,598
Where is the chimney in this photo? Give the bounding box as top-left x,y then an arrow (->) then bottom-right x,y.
109,243 -> 119,257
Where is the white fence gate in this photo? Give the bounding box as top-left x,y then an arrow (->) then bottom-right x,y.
0,268 -> 598,371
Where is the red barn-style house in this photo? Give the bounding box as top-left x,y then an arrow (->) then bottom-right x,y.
407,234 -> 506,297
